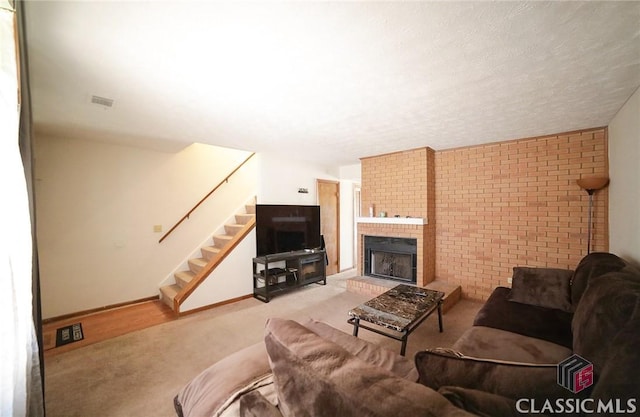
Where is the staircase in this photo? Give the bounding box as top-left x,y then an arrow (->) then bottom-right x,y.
160,200 -> 256,314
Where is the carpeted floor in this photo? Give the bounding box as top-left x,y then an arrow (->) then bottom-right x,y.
44,271 -> 482,417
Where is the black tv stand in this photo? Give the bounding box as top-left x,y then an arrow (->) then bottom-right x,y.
252,250 -> 327,303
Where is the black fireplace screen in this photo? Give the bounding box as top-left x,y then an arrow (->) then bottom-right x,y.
364,236 -> 417,282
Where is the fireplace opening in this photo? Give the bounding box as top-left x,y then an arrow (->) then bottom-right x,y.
364,236 -> 417,283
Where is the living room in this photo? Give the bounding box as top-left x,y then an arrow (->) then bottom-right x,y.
3,1 -> 639,417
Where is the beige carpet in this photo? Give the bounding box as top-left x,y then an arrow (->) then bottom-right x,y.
44,271 -> 482,417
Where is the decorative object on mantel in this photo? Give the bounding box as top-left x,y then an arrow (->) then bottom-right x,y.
576,176 -> 609,255
369,204 -> 374,217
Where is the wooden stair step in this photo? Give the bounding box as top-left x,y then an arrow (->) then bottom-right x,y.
174,270 -> 196,288
245,204 -> 255,215
201,246 -> 221,261
224,224 -> 245,235
235,213 -> 255,225
188,258 -> 208,273
213,234 -> 233,248
160,284 -> 180,308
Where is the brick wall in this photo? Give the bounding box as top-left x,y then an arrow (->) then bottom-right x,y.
359,147 -> 436,286
361,147 -> 431,219
435,128 -> 609,300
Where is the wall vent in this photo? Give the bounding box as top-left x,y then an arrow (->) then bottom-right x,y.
90,95 -> 114,107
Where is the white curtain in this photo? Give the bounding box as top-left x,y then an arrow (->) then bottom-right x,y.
1,1 -> 42,416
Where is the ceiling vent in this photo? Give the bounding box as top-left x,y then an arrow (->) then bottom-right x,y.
90,95 -> 114,108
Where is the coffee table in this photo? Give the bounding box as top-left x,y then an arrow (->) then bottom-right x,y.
348,284 -> 444,356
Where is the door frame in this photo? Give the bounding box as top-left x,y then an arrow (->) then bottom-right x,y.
316,179 -> 340,274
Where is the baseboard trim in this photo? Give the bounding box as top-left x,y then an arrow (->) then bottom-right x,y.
178,294 -> 254,317
42,295 -> 160,324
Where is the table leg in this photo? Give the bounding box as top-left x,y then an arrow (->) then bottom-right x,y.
437,301 -> 444,333
400,333 -> 408,356
352,318 -> 360,337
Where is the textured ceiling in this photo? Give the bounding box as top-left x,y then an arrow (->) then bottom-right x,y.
24,1 -> 640,166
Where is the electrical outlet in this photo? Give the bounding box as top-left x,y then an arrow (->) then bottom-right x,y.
507,277 -> 513,284
153,225 -> 162,233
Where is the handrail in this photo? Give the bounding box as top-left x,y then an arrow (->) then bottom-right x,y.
159,152 -> 256,243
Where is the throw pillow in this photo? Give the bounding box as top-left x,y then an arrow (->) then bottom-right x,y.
415,348 -> 572,402
508,267 -> 573,312
264,318 -> 474,417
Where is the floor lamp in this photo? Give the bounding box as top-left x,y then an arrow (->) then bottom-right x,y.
576,176 -> 609,254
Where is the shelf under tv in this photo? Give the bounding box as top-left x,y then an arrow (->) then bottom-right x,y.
252,250 -> 327,303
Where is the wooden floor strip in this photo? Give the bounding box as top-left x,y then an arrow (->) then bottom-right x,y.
42,300 -> 175,357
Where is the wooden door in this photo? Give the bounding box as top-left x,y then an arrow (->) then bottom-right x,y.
317,179 -> 340,275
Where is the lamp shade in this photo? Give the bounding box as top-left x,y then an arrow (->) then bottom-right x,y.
577,176 -> 609,192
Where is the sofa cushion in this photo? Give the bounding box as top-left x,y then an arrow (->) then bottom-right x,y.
437,386 -> 518,417
473,287 -> 573,348
572,269 -> 640,375
301,317 -> 418,381
508,267 -> 573,312
264,318 -> 474,417
453,326 -> 572,364
570,252 -> 627,308
415,348 -> 574,402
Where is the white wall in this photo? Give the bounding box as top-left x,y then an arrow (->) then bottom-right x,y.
36,140 -> 362,317
257,153 -> 360,271
338,164 -> 361,270
608,87 -> 640,265
35,136 -> 257,318
257,153 -> 334,204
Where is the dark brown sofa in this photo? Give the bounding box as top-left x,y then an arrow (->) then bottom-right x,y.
417,252 -> 640,415
174,252 -> 640,417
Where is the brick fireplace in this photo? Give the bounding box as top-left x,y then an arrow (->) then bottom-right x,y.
358,147 -> 436,287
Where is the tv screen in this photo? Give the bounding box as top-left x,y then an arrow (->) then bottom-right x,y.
256,204 -> 321,256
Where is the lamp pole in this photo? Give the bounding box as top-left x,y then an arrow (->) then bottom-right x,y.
576,177 -> 609,255
585,189 -> 595,255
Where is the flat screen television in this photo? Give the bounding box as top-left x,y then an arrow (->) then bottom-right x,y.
255,204 -> 322,256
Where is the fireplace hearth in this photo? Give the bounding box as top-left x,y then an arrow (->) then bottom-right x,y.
364,236 -> 417,283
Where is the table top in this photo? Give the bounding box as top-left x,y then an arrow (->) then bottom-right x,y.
348,284 -> 444,332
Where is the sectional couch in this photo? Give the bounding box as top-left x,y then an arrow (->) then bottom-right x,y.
174,252 -> 640,417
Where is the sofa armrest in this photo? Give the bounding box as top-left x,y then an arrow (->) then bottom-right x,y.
437,386 -> 518,417
175,342 -> 272,417
415,348 -> 575,402
239,391 -> 283,417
